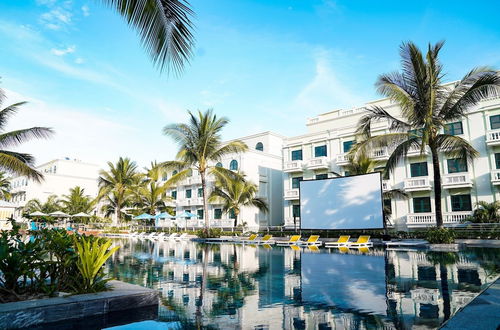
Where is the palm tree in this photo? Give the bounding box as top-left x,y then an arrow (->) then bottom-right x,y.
470,201 -> 500,223
0,88 -> 53,181
133,162 -> 173,217
60,186 -> 95,215
97,157 -> 140,225
356,41 -> 500,228
209,172 -> 268,227
101,0 -> 195,73
23,195 -> 61,214
0,171 -> 11,200
163,110 -> 248,229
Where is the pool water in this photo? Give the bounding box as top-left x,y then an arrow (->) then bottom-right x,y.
104,239 -> 499,329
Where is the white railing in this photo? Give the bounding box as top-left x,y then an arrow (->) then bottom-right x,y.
407,145 -> 428,156
442,173 -> 472,188
307,157 -> 329,169
486,129 -> 500,144
491,169 -> 500,184
284,217 -> 299,227
336,153 -> 352,165
404,177 -> 431,191
185,177 -> 202,185
210,219 -> 235,227
283,160 -> 303,172
382,180 -> 391,191
284,188 -> 299,200
371,147 -> 389,160
407,212 -> 472,226
444,211 -> 472,223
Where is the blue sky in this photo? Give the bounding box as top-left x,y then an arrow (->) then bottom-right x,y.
0,0 -> 499,167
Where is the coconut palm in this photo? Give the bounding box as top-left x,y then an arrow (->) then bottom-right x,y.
60,186 -> 95,215
97,157 -> 141,225
355,41 -> 500,227
163,110 -> 248,229
23,195 -> 61,214
470,201 -> 500,223
0,171 -> 11,201
0,88 -> 53,181
209,172 -> 268,227
133,162 -> 173,216
102,0 -> 195,73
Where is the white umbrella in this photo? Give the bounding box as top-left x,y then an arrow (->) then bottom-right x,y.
30,211 -> 47,217
72,212 -> 91,217
49,211 -> 71,217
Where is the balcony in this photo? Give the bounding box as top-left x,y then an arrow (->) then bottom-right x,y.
442,173 -> 472,189
177,198 -> 203,207
184,177 -> 202,185
406,145 -> 429,157
486,129 -> 500,146
284,188 -> 299,200
382,180 -> 391,191
336,153 -> 353,166
307,157 -> 330,170
371,147 -> 390,161
283,160 -> 303,173
406,212 -> 472,227
491,170 -> 500,185
403,177 -> 432,192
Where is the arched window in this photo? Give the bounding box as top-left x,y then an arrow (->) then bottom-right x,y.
229,160 -> 238,171
255,142 -> 264,151
172,170 -> 178,176
162,174 -> 168,181
215,162 -> 223,168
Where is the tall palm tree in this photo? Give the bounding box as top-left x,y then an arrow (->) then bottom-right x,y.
23,195 -> 61,214
0,88 -> 53,181
60,186 -> 95,215
163,110 -> 248,229
97,157 -> 140,225
209,172 -> 268,227
356,41 -> 500,227
0,171 -> 12,201
101,0 -> 195,73
133,161 -> 173,216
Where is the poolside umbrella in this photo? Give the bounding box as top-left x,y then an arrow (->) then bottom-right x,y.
29,211 -> 47,217
72,212 -> 91,217
175,211 -> 198,230
133,213 -> 155,220
49,211 -> 71,217
155,212 -> 174,227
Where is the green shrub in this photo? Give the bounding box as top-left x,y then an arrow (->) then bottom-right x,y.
425,227 -> 456,244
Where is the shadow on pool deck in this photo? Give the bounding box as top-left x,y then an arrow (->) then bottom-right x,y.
440,277 -> 500,330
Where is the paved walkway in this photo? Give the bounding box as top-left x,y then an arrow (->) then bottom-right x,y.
441,278 -> 500,329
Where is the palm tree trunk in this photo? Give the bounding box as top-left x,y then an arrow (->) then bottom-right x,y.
440,264 -> 451,321
430,145 -> 444,228
200,171 -> 210,231
234,214 -> 238,228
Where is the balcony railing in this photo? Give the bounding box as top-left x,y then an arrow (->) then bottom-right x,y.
491,169 -> 500,185
486,129 -> 500,146
284,188 -> 300,200
336,153 -> 353,166
406,212 -> 472,227
382,180 -> 391,191
442,173 -> 472,189
185,177 -> 202,185
403,177 -> 431,191
371,147 -> 390,160
406,145 -> 429,157
283,160 -> 303,172
307,157 -> 330,169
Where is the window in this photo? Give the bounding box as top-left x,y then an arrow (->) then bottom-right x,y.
162,174 -> 168,181
171,190 -> 177,199
292,177 -> 303,189
444,121 -> 463,135
344,171 -> 351,177
214,208 -> 222,219
408,128 -> 424,138
53,166 -> 57,173
343,140 -> 355,153
230,160 -> 238,171
185,189 -> 192,198
413,197 -> 431,213
255,142 -> 264,151
198,188 -> 203,197
292,205 -> 300,218
197,209 -> 204,219
229,208 -> 236,219
410,162 -> 428,177
314,145 -> 327,157
496,153 -> 500,169
215,162 -> 223,168
291,149 -> 303,161
490,115 -> 500,129
447,158 -> 468,173
316,174 -> 328,180
172,170 -> 178,176
451,194 -> 472,211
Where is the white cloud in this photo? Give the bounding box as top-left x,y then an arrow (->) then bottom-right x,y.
51,45 -> 75,56
324,209 -> 338,215
40,8 -> 72,30
318,179 -> 333,196
82,5 -> 90,17
74,57 -> 84,64
339,175 -> 380,206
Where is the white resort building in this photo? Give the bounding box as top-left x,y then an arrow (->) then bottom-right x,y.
282,94 -> 500,230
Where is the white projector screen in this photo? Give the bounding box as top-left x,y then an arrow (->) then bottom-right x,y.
299,172 -> 384,230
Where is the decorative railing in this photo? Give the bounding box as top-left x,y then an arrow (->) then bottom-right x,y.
442,173 -> 472,187
307,157 -> 330,168
486,129 -> 500,144
491,169 -> 500,184
371,147 -> 389,159
283,160 -> 303,172
407,212 -> 472,226
284,189 -> 299,199
336,153 -> 352,164
404,177 -> 431,190
382,180 -> 391,191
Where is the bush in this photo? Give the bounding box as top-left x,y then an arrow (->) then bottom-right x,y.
425,227 -> 456,244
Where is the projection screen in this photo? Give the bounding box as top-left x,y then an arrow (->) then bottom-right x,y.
299,172 -> 384,230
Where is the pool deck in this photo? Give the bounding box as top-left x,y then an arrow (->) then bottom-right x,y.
440,277 -> 500,330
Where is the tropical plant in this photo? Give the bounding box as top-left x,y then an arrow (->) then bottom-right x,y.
133,162 -> 173,217
469,201 -> 500,223
0,171 -> 11,200
0,88 -> 53,181
163,110 -> 248,229
209,172 -> 268,228
73,236 -> 120,294
100,0 -> 195,73
355,41 -> 500,227
98,157 -> 141,225
425,227 -> 456,244
23,195 -> 61,214
60,186 -> 95,217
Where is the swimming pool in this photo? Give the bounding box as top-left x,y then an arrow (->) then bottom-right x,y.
104,239 -> 499,329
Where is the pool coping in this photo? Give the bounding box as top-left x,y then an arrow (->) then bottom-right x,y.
0,280 -> 159,329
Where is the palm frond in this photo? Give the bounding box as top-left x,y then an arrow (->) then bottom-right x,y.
436,134 -> 479,164
0,151 -> 42,182
356,106 -> 411,139
0,101 -> 27,129
384,138 -> 421,176
0,127 -> 54,148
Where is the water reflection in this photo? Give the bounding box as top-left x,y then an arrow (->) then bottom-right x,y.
105,240 -> 499,329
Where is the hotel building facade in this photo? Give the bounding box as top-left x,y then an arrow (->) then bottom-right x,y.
282,95 -> 500,230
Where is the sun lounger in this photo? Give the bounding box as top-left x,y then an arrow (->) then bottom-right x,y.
147,232 -> 159,239
325,235 -> 351,247
235,234 -> 258,243
155,232 -> 166,240
164,233 -> 179,240
345,235 -> 373,247
129,231 -> 139,237
137,232 -> 147,239
307,245 -> 320,252
296,235 -> 322,246
174,233 -> 188,241
276,235 -> 301,246
290,245 -> 301,251
254,235 -> 275,245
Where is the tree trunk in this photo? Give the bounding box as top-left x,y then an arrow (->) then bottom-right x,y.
430,145 -> 444,228
234,214 -> 238,228
440,264 -> 451,322
200,171 -> 210,231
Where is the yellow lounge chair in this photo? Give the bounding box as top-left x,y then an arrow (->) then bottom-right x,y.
307,245 -> 320,252
255,234 -> 275,245
297,235 -> 322,246
338,246 -> 350,253
276,235 -> 301,246
290,245 -> 301,251
346,235 -> 373,247
356,246 -> 370,253
238,234 -> 258,243
325,235 -> 351,247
